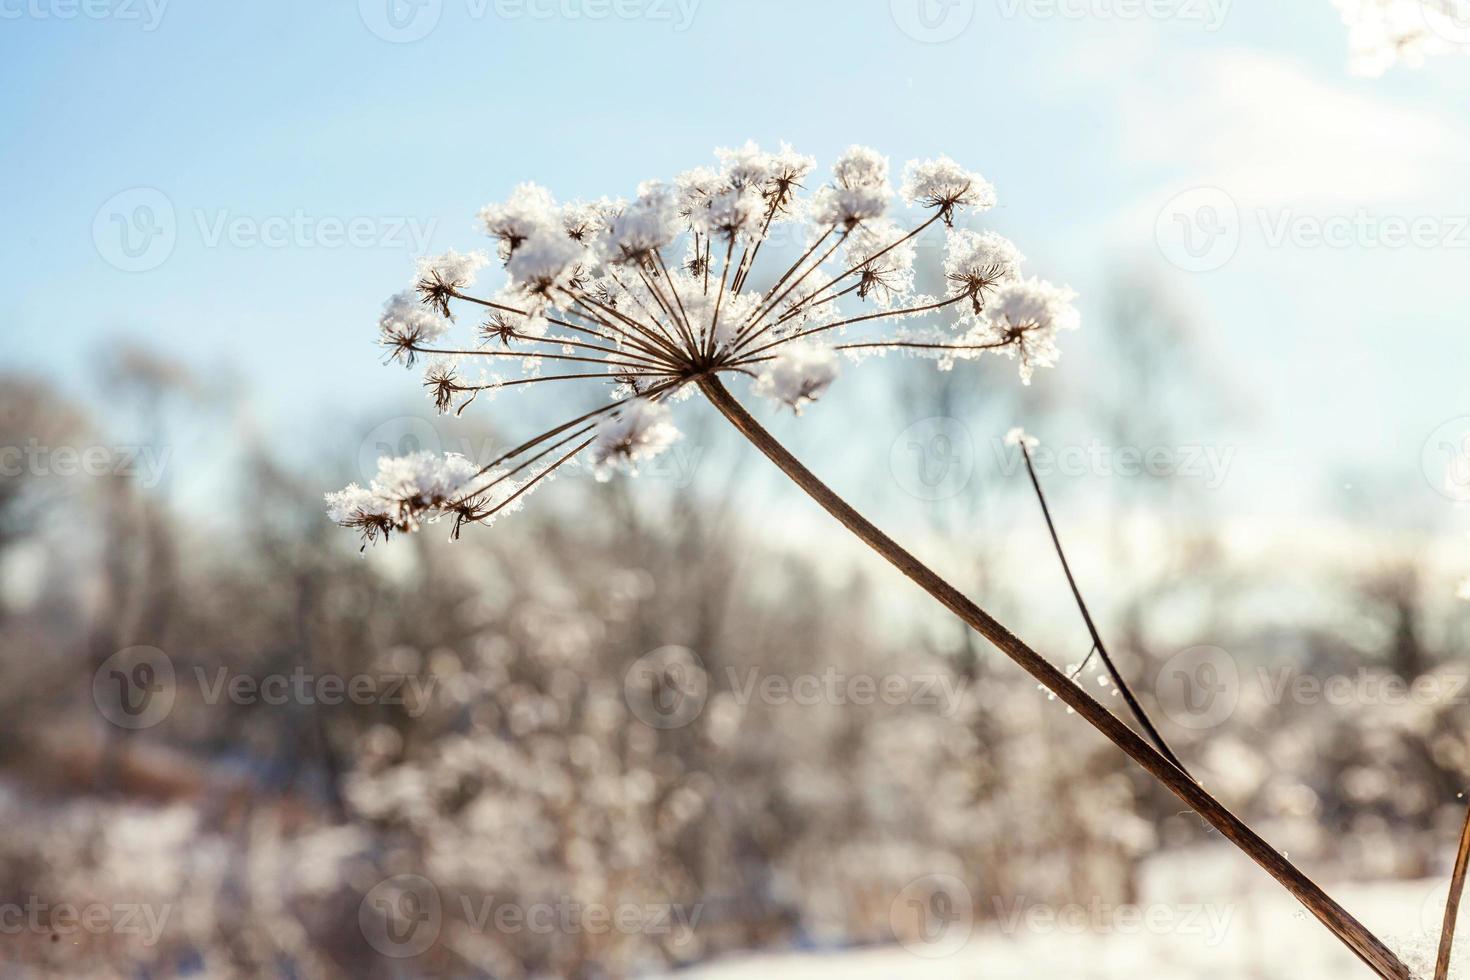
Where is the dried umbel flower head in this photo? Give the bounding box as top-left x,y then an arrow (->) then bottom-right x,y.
330,141 -> 1078,544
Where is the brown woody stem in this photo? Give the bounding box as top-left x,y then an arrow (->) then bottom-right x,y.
1436,803 -> 1470,980
696,374 -> 1407,979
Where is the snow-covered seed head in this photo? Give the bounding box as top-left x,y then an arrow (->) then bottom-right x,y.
326,451 -> 478,546
604,184 -> 679,264
833,145 -> 891,193
590,399 -> 680,480
560,198 -> 621,244
753,344 -> 839,414
415,249 -> 490,317
332,142 -> 1079,544
422,356 -> 464,415
505,230 -> 584,302
982,278 -> 1080,383
479,183 -> 558,258
944,229 -> 1024,314
697,186 -> 766,243
902,156 -> 997,226
379,291 -> 450,368
847,219 -> 917,307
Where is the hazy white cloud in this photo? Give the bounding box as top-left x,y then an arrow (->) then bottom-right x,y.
1117,48 -> 1470,208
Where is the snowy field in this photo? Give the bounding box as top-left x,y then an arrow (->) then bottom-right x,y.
671,851 -> 1462,979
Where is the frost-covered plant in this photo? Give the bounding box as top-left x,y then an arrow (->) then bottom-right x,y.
329,142 -> 1413,977
1334,0 -> 1470,75
330,143 -> 1067,543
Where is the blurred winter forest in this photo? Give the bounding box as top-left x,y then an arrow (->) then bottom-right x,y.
3,270 -> 1469,978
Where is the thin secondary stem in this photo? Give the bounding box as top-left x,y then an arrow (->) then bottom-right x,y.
707,238 -> 736,361
1019,442 -> 1193,779
732,228 -> 848,348
464,377 -> 682,481
695,374 -> 1407,980
734,293 -> 971,362
1436,803 -> 1470,980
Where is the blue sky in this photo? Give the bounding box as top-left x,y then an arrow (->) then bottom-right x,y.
3,0 -> 1469,526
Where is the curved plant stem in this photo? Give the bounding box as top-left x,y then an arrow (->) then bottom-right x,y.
1436,803 -> 1470,980
696,374 -> 1408,980
1018,442 -> 1193,780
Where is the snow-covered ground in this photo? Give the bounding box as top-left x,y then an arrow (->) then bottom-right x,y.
671,850 -> 1463,979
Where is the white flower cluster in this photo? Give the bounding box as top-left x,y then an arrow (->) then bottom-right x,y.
333,141 -> 1079,544
325,451 -> 530,545
1333,0 -> 1470,75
